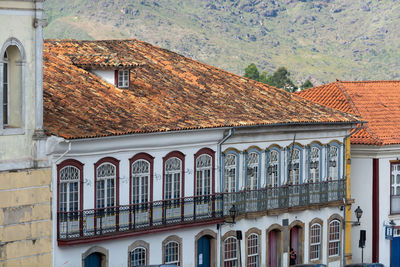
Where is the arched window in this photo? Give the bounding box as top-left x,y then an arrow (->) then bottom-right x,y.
328,219 -> 341,257
309,147 -> 320,183
130,247 -> 146,267
162,235 -> 182,265
328,146 -> 339,180
224,237 -> 238,267
59,165 -> 80,215
1,40 -> 24,130
246,152 -> 259,190
247,234 -> 259,267
165,157 -> 182,200
224,153 -> 237,193
96,162 -> 116,209
267,150 -> 279,187
132,159 -> 150,204
2,51 -> 8,125
57,159 -> 83,238
289,148 -> 301,185
196,154 -> 212,196
165,241 -> 180,265
128,240 -> 149,267
310,223 -> 322,260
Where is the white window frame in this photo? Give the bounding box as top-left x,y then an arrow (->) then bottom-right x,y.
96,162 -> 116,209
118,69 -> 129,88
289,148 -> 300,185
130,247 -> 146,267
310,223 -> 322,260
165,241 -> 180,265
132,159 -> 150,204
328,146 -> 339,180
224,237 -> 238,267
247,234 -> 259,267
268,150 -> 279,187
59,165 -> 80,214
391,163 -> 400,214
165,157 -> 182,200
328,219 -> 341,257
246,152 -> 259,190
310,147 -> 320,183
196,154 -> 212,196
224,154 -> 237,193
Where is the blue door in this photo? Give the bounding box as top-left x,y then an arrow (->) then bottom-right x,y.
197,235 -> 211,267
84,253 -> 102,267
392,237 -> 400,267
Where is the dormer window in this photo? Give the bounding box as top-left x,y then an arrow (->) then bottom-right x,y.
117,69 -> 129,88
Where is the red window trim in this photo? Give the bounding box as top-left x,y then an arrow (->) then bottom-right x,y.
94,157 -> 121,210
193,148 -> 215,196
57,159 -> 84,212
129,153 -> 155,205
162,151 -> 185,200
57,159 -> 84,237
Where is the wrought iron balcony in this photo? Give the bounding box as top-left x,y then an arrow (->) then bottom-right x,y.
57,179 -> 345,244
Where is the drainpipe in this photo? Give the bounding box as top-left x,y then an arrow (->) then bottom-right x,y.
342,122 -> 364,267
217,128 -> 234,267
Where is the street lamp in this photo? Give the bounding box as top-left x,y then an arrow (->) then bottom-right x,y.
354,206 -> 363,225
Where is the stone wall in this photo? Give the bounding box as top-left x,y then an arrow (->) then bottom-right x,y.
0,168 -> 52,266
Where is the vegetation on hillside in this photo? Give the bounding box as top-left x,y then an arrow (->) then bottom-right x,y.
244,64 -> 313,92
44,0 -> 400,84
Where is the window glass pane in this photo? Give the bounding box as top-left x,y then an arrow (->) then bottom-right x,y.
96,163 -> 116,208
131,247 -> 146,267
247,152 -> 259,190
196,154 -> 212,196
224,237 -> 237,267
165,157 -> 182,200
132,160 -> 150,204
247,234 -> 259,267
224,154 -> 236,192
59,166 -> 80,215
165,242 -> 179,264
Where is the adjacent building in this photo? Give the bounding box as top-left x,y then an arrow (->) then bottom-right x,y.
297,81 -> 400,266
0,0 -> 52,266
43,40 -> 360,267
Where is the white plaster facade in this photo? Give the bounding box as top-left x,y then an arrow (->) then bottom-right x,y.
350,145 -> 400,266
51,124 -> 353,267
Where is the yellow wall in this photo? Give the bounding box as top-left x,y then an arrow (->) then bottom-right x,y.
345,137 -> 352,264
0,168 -> 52,266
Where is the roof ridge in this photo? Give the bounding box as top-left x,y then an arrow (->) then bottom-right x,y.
341,80 -> 400,83
362,125 -> 383,145
336,81 -> 361,116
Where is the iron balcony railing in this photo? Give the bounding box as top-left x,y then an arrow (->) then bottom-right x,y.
58,179 -> 345,241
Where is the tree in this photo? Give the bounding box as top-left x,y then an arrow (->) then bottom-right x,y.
265,67 -> 297,92
300,79 -> 313,90
244,63 -> 260,81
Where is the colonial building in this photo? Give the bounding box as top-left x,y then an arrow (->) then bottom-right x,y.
0,0 -> 52,266
297,81 -> 400,266
43,40 -> 360,267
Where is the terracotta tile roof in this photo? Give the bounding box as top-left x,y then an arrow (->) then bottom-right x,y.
70,53 -> 143,69
43,39 -> 360,139
296,81 -> 400,145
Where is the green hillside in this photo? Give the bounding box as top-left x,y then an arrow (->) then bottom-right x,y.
44,0 -> 400,84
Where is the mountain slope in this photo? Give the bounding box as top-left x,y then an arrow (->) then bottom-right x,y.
44,0 -> 400,84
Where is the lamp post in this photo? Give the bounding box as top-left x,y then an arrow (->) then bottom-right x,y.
229,204 -> 237,224
343,204 -> 364,267
353,206 -> 363,226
